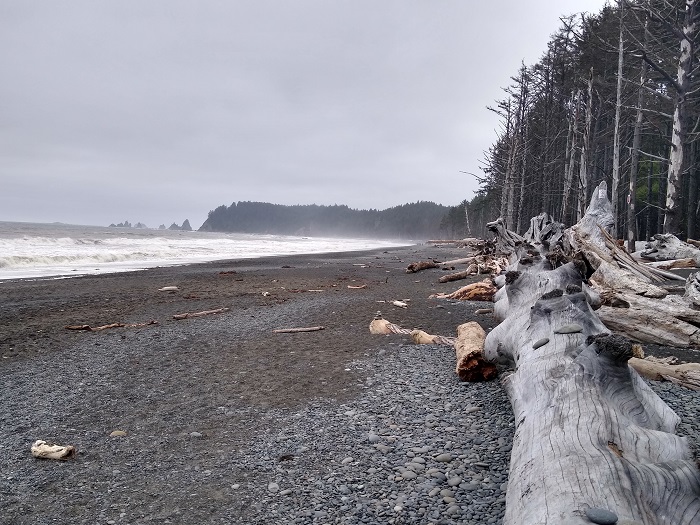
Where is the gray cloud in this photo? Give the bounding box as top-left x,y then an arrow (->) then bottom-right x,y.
1,0 -> 608,228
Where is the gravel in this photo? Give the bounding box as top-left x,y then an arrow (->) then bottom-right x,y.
207,343 -> 514,525
1,334 -> 698,525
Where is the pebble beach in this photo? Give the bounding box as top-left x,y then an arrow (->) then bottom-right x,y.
0,245 -> 698,525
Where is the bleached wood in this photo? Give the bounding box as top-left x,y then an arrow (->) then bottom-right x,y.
485,183 -> 700,524
454,322 -> 496,382
629,357 -> 700,391
172,308 -> 230,320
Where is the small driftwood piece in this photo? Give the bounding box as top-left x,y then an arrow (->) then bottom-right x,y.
31,440 -> 76,460
65,320 -> 158,331
440,256 -> 477,266
273,326 -> 325,334
369,316 -> 411,336
369,316 -> 454,344
629,357 -> 700,391
644,258 -> 697,270
347,284 -> 367,289
429,278 -> 496,301
405,260 -> 439,273
438,266 -> 478,283
173,308 -> 230,320
454,322 -> 497,382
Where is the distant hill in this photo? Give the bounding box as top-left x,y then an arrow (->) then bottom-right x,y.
199,201 -> 451,240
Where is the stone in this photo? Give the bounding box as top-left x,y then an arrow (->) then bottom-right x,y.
375,444 -> 393,454
109,430 -> 127,437
440,489 -> 454,498
341,457 -> 354,465
279,489 -> 292,496
434,453 -> 453,462
189,432 -> 203,438
585,507 -> 618,525
554,323 -> 583,334
368,433 -> 381,443
267,482 -> 280,493
401,471 -> 417,480
447,477 -> 462,487
532,337 -> 549,349
445,505 -> 461,516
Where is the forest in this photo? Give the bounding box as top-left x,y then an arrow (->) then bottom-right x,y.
442,0 -> 699,246
199,201 -> 451,240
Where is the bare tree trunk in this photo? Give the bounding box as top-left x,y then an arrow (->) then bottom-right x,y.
577,68 -> 594,222
562,91 -> 580,225
628,41 -> 648,251
611,1 -> 625,238
663,0 -> 697,234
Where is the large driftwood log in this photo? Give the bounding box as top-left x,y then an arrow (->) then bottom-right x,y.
596,293 -> 700,348
641,233 -> 700,265
484,184 -> 700,524
629,357 -> 700,391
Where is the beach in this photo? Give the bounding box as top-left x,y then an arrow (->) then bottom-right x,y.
1,244 -> 698,524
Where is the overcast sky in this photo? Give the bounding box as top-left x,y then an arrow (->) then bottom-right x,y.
1,0 -> 608,229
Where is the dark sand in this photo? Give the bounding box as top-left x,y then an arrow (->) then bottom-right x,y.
0,245 -> 503,408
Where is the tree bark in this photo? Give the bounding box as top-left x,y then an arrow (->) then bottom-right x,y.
454,322 -> 497,382
663,0 -> 698,234
484,184 -> 700,524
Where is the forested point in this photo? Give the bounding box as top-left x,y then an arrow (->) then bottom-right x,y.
199,201 -> 452,240
448,0 -> 699,246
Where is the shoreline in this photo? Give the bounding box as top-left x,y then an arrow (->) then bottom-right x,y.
0,243 -> 698,524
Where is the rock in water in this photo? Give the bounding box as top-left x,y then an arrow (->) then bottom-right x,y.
585,507 -> 618,524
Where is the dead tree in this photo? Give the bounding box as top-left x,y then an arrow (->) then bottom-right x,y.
484,183 -> 700,524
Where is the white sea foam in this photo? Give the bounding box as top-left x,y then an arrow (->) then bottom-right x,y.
0,222 -> 410,281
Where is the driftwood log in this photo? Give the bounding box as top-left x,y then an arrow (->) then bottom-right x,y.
65,320 -> 158,331
368,316 -> 496,381
454,322 -> 496,381
405,260 -> 438,273
484,183 -> 700,524
641,233 -> 700,265
429,278 -> 497,301
629,357 -> 700,391
173,308 -> 230,320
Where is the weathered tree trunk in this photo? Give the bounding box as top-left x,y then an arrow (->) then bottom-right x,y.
577,67 -> 594,222
484,185 -> 700,524
663,0 -> 697,234
627,15 -> 649,252
562,90 -> 580,225
611,2 -> 625,237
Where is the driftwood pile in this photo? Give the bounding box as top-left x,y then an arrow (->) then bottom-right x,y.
483,181 -> 700,524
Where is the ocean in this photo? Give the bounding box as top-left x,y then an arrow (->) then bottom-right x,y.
0,221 -> 410,281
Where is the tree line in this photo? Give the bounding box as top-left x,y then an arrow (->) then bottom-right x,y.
199,201 -> 452,240
452,0 -> 699,246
